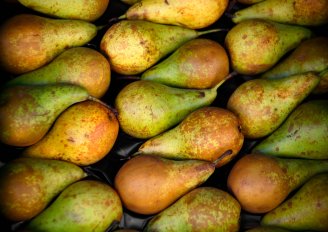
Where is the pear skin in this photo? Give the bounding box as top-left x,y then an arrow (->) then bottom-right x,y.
0,14 -> 97,74
114,155 -> 215,215
0,157 -> 86,221
23,100 -> 119,166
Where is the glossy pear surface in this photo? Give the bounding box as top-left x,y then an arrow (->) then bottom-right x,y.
114,155 -> 215,215
0,14 -> 97,74
261,173 -> 328,231
138,107 -> 244,167
121,0 -> 228,29
227,153 -> 328,213
252,100 -> 328,159
141,38 -> 229,89
227,72 -> 320,139
0,157 -> 86,221
233,0 -> 328,26
26,180 -> 123,232
115,80 -> 221,139
6,47 -> 111,98
144,187 -> 241,232
18,0 -> 109,21
225,19 -> 312,75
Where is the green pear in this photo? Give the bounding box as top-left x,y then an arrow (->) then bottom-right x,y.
26,180 -> 123,232
17,0 -> 109,21
232,0 -> 328,26
138,107 -> 244,167
118,0 -> 228,29
23,100 -> 119,166
6,47 -> 111,98
0,14 -> 97,74
115,79 -> 228,139
252,100 -> 328,159
0,84 -> 93,147
245,226 -> 292,232
0,157 -> 86,221
144,187 -> 241,232
225,19 -> 312,75
141,38 -> 230,89
261,173 -> 328,231
227,72 -> 320,139
114,155 -> 216,215
100,20 -> 222,75
227,153 -> 328,214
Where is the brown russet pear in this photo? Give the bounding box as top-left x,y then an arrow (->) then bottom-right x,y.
23,100 -> 119,166
227,153 -> 328,214
261,173 -> 328,231
232,0 -> 328,26
114,155 -> 216,215
138,107 -> 244,167
225,19 -> 312,75
100,20 -> 222,75
118,0 -> 228,29
144,187 -> 241,232
0,14 -> 97,74
141,38 -> 230,89
0,157 -> 86,221
17,0 -> 109,21
227,72 -> 320,139
6,47 -> 111,98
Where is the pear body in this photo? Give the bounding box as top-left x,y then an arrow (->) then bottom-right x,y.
138,107 -> 244,167
227,153 -> 328,213
23,100 -> 119,166
18,0 -> 109,21
141,38 -> 229,89
100,20 -> 218,75
115,80 -> 220,139
246,226 -> 291,232
6,47 -> 111,98
0,157 -> 86,221
225,19 -> 312,75
261,173 -> 328,231
114,155 -> 215,215
26,180 -> 123,232
0,84 -> 90,147
252,100 -> 328,159
233,0 -> 328,26
0,14 -> 97,74
122,0 -> 228,29
227,72 -> 320,139
144,187 -> 241,232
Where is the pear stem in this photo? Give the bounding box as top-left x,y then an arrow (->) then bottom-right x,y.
117,75 -> 141,80
118,14 -> 127,20
213,71 -> 238,91
213,150 -> 233,166
197,28 -> 228,36
96,25 -> 107,31
87,96 -> 118,116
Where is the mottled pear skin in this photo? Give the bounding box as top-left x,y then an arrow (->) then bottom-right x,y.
144,187 -> 241,232
0,14 -> 97,74
0,157 -> 86,221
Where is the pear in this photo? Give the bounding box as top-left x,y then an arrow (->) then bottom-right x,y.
252,100 -> 328,159
141,38 -> 230,89
261,173 -> 328,231
144,187 -> 241,232
0,14 -> 97,74
120,0 -> 139,4
232,0 -> 328,26
17,0 -> 109,21
6,47 -> 111,98
0,84 -> 94,147
138,107 -> 244,167
100,20 -> 222,75
225,19 -> 312,75
227,153 -> 328,213
26,180 -> 123,232
118,0 -> 228,29
227,72 -> 320,139
114,155 -> 215,215
115,79 -> 228,139
23,100 -> 119,166
246,226 -> 292,232
0,157 -> 86,221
